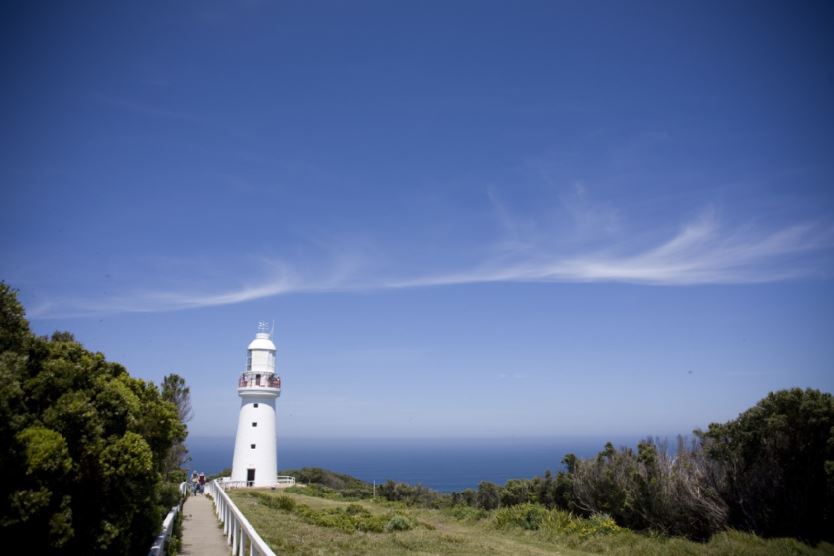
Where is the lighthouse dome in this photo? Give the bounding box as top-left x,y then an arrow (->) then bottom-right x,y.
248,332 -> 275,352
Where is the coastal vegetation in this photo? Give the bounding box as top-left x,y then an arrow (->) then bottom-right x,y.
365,389 -> 834,544
230,487 -> 834,555
232,387 -> 833,554
0,283 -> 191,555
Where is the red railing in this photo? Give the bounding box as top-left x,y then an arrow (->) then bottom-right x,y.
238,374 -> 281,389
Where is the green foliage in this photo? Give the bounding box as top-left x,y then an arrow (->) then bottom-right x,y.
207,467 -> 231,481
279,467 -> 383,502
567,437 -> 728,539
0,284 -> 190,555
164,508 -> 184,556
699,388 -> 834,542
442,504 -> 489,522
378,479 -> 445,507
560,389 -> 834,543
476,481 -> 501,510
0,283 -> 29,353
246,491 -> 417,534
250,492 -> 297,512
158,482 -> 184,510
500,478 -> 537,507
159,373 -> 191,479
232,488 -> 834,556
494,502 -> 549,530
493,502 -> 624,539
17,426 -> 73,476
385,514 -> 414,532
287,467 -> 374,494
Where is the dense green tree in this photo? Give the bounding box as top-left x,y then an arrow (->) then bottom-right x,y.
500,478 -> 536,507
0,283 -> 188,555
562,390 -> 833,542
476,481 -> 502,510
699,388 -> 834,542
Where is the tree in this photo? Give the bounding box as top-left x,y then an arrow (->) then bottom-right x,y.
500,479 -> 535,507
160,373 -> 193,423
476,481 -> 501,510
569,438 -> 727,539
699,388 -> 834,542
0,282 -> 29,353
0,284 -> 189,555
160,373 -> 192,479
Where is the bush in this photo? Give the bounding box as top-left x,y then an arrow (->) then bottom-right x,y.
385,514 -> 414,532
248,493 -> 412,534
476,481 -> 502,510
492,502 -> 625,540
494,503 -> 548,530
443,505 -> 489,522
378,480 -> 446,507
283,467 -> 373,496
345,503 -> 368,516
569,438 -> 727,539
249,492 -> 295,511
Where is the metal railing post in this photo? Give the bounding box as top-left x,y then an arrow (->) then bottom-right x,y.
206,479 -> 277,556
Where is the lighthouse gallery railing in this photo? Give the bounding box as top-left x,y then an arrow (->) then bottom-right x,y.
238,374 -> 281,388
206,479 -> 276,556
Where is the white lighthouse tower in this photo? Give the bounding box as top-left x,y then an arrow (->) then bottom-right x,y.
231,322 -> 281,487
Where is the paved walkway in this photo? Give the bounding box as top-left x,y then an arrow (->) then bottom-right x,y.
180,494 -> 230,556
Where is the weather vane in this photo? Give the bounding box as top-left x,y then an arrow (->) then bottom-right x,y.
257,321 -> 270,333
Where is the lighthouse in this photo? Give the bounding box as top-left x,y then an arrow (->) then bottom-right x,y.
231,322 -> 281,487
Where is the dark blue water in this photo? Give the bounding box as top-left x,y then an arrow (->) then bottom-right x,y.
187,436 -> 641,492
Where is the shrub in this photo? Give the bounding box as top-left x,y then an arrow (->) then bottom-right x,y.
443,505 -> 489,522
385,514 -> 414,532
273,495 -> 296,511
494,503 -> 548,530
492,503 -> 625,540
249,494 -> 413,535
476,481 -> 502,510
378,480 -> 446,507
345,503 -> 369,516
249,492 -> 296,512
569,437 -> 727,539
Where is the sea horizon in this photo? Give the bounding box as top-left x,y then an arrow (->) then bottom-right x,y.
188,435 -> 665,492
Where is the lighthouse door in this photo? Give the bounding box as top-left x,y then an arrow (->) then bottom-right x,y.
247,468 -> 255,486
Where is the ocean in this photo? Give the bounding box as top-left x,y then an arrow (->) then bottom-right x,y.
187,436 -> 643,492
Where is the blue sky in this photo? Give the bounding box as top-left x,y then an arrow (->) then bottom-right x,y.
2,0 -> 833,440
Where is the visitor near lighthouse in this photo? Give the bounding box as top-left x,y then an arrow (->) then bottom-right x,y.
231,322 -> 281,487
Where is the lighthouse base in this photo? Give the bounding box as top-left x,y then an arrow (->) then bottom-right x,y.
231,394 -> 278,487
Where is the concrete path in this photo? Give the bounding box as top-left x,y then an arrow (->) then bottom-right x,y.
180,494 -> 230,556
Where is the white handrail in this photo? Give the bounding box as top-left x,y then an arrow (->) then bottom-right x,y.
148,481 -> 188,556
219,476 -> 295,490
206,479 -> 277,556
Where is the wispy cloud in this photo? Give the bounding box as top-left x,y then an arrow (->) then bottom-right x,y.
392,210 -> 830,287
28,209 -> 833,319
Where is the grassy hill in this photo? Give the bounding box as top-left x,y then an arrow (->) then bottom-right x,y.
227,471 -> 834,556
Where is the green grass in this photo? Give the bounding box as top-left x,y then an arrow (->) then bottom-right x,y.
229,489 -> 834,556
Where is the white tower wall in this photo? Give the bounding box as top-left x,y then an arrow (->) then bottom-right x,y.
231,327 -> 281,487
231,395 -> 277,486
